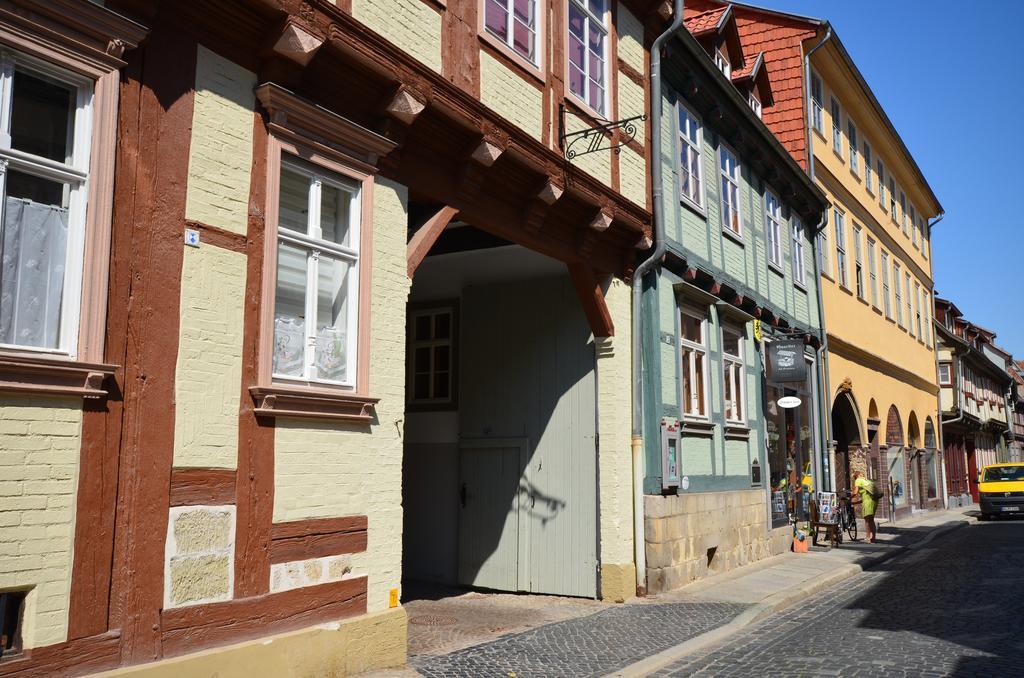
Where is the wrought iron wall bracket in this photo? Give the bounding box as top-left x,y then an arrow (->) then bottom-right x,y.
558,104 -> 645,160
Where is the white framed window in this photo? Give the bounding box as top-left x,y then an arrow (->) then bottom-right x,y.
272,156 -> 361,387
567,0 -> 607,115
878,160 -> 887,210
888,177 -> 896,221
834,208 -> 848,288
679,306 -> 709,419
765,190 -> 782,268
722,326 -> 746,425
715,48 -> 731,78
810,70 -> 823,133
938,362 -> 952,386
920,217 -> 928,259
0,53 -> 93,356
830,97 -> 842,155
748,89 -> 762,118
899,190 -> 908,234
848,120 -> 858,175
409,305 -> 456,406
864,141 -> 873,193
484,0 -> 539,65
910,204 -> 918,247
853,224 -> 864,299
881,251 -> 891,319
905,271 -> 913,336
791,218 -> 806,287
677,103 -> 704,208
719,143 -> 742,236
867,236 -> 878,307
894,262 -> 903,326
914,281 -> 923,339
818,229 -> 830,277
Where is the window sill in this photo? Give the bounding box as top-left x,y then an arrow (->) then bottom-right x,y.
794,281 -> 808,293
0,353 -> 116,399
680,197 -> 707,219
832,147 -> 844,162
850,167 -> 861,181
250,384 -> 379,422
564,92 -> 609,130
724,424 -> 750,441
768,261 -> 785,277
681,418 -> 715,437
722,227 -> 745,246
478,30 -> 545,86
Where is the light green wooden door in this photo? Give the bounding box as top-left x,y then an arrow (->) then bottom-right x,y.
457,275 -> 597,597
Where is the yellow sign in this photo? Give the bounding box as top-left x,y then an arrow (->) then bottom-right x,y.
753,319 -> 762,343
388,587 -> 399,608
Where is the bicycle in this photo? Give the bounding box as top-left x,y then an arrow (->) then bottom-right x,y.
837,490 -> 858,542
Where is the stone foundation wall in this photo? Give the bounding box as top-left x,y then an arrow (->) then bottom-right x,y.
644,489 -> 773,593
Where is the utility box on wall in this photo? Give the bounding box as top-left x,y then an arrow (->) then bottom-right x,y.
661,418 -> 681,491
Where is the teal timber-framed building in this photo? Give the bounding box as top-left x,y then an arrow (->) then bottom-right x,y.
641,12 -> 829,592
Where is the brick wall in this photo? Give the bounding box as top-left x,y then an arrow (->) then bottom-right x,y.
479,51 -> 543,142
0,396 -> 82,648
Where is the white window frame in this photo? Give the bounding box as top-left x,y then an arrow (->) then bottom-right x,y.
888,177 -> 896,222
853,223 -> 864,299
715,47 -> 731,78
863,141 -> 873,193
881,251 -> 892,319
899,190 -> 908,234
914,282 -> 923,340
905,271 -> 914,336
567,0 -> 608,116
679,305 -> 710,420
719,142 -> 742,237
791,218 -> 806,287
910,204 -> 918,247
748,88 -> 762,118
0,52 -> 94,357
847,119 -> 858,175
810,70 -> 823,133
867,236 -> 878,307
920,217 -> 929,259
408,305 -> 456,406
834,208 -> 848,288
722,325 -> 746,425
272,156 -> 362,388
818,228 -> 830,278
677,102 -> 705,209
878,159 -> 887,210
894,262 -> 903,326
830,97 -> 842,156
765,189 -> 783,268
483,0 -> 540,66
938,362 -> 952,386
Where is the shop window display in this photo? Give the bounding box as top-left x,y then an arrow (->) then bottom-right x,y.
765,355 -> 815,528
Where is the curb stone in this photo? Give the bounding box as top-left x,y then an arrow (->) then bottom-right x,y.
607,517 -> 972,678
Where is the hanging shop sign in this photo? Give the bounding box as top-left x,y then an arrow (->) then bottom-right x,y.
767,338 -> 807,383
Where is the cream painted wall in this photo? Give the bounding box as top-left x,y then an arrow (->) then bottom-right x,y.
274,178 -> 410,614
0,396 -> 82,649
597,278 -> 634,569
172,245 -> 247,469
564,109 -> 612,187
619,146 -> 646,208
353,0 -> 442,73
185,46 -> 255,235
616,6 -> 645,75
479,50 -> 544,142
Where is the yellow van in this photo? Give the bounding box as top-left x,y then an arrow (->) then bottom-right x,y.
978,463 -> 1024,520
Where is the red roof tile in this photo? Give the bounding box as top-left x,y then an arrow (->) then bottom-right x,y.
684,7 -> 729,36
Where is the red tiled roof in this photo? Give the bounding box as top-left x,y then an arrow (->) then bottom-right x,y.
684,7 -> 729,36
731,51 -> 760,80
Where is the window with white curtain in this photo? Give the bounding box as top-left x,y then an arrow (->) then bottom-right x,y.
567,0 -> 607,114
765,190 -> 782,268
273,157 -> 361,387
484,0 -> 539,65
0,54 -> 92,354
791,218 -> 806,286
719,144 -> 742,236
679,306 -> 709,419
722,326 -> 745,424
678,103 -> 704,208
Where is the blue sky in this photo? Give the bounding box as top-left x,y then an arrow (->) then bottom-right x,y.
752,0 -> 1023,357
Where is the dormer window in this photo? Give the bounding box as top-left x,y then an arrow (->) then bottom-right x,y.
748,89 -> 762,118
715,48 -> 731,78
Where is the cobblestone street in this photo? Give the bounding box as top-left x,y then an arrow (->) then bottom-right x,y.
654,518 -> 1024,677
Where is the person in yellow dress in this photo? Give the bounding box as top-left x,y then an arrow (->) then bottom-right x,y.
853,472 -> 879,543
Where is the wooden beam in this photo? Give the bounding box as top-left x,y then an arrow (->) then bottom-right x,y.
407,205 -> 458,277
567,263 -> 615,338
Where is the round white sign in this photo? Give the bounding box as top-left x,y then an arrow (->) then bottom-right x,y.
777,396 -> 802,409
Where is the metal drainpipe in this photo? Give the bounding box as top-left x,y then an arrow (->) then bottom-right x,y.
631,0 -> 684,596
804,26 -> 832,491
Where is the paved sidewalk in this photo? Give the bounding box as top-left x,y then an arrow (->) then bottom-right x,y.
361,508 -> 973,678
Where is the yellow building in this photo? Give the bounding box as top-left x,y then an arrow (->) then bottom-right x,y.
808,38 -> 944,516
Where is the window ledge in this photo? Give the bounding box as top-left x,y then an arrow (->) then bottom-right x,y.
681,419 -> 715,437
0,353 -> 116,399
794,281 -> 808,293
724,424 -> 750,441
722,227 -> 745,246
768,261 -> 785,277
250,384 -> 379,422
680,197 -> 707,219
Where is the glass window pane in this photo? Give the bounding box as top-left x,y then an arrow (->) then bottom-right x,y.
694,352 -> 705,413
319,182 -> 352,247
273,243 -> 307,377
433,371 -> 449,399
485,0 -> 509,41
434,312 -> 451,339
434,345 -> 450,372
414,314 -> 431,341
513,18 -> 533,60
0,173 -> 71,349
681,349 -> 692,414
588,0 -> 605,15
723,332 -> 740,358
568,3 -> 585,39
10,69 -> 75,164
279,167 -> 310,234
314,255 -> 351,382
414,373 -> 430,400
414,346 -> 430,372
681,313 -> 703,344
